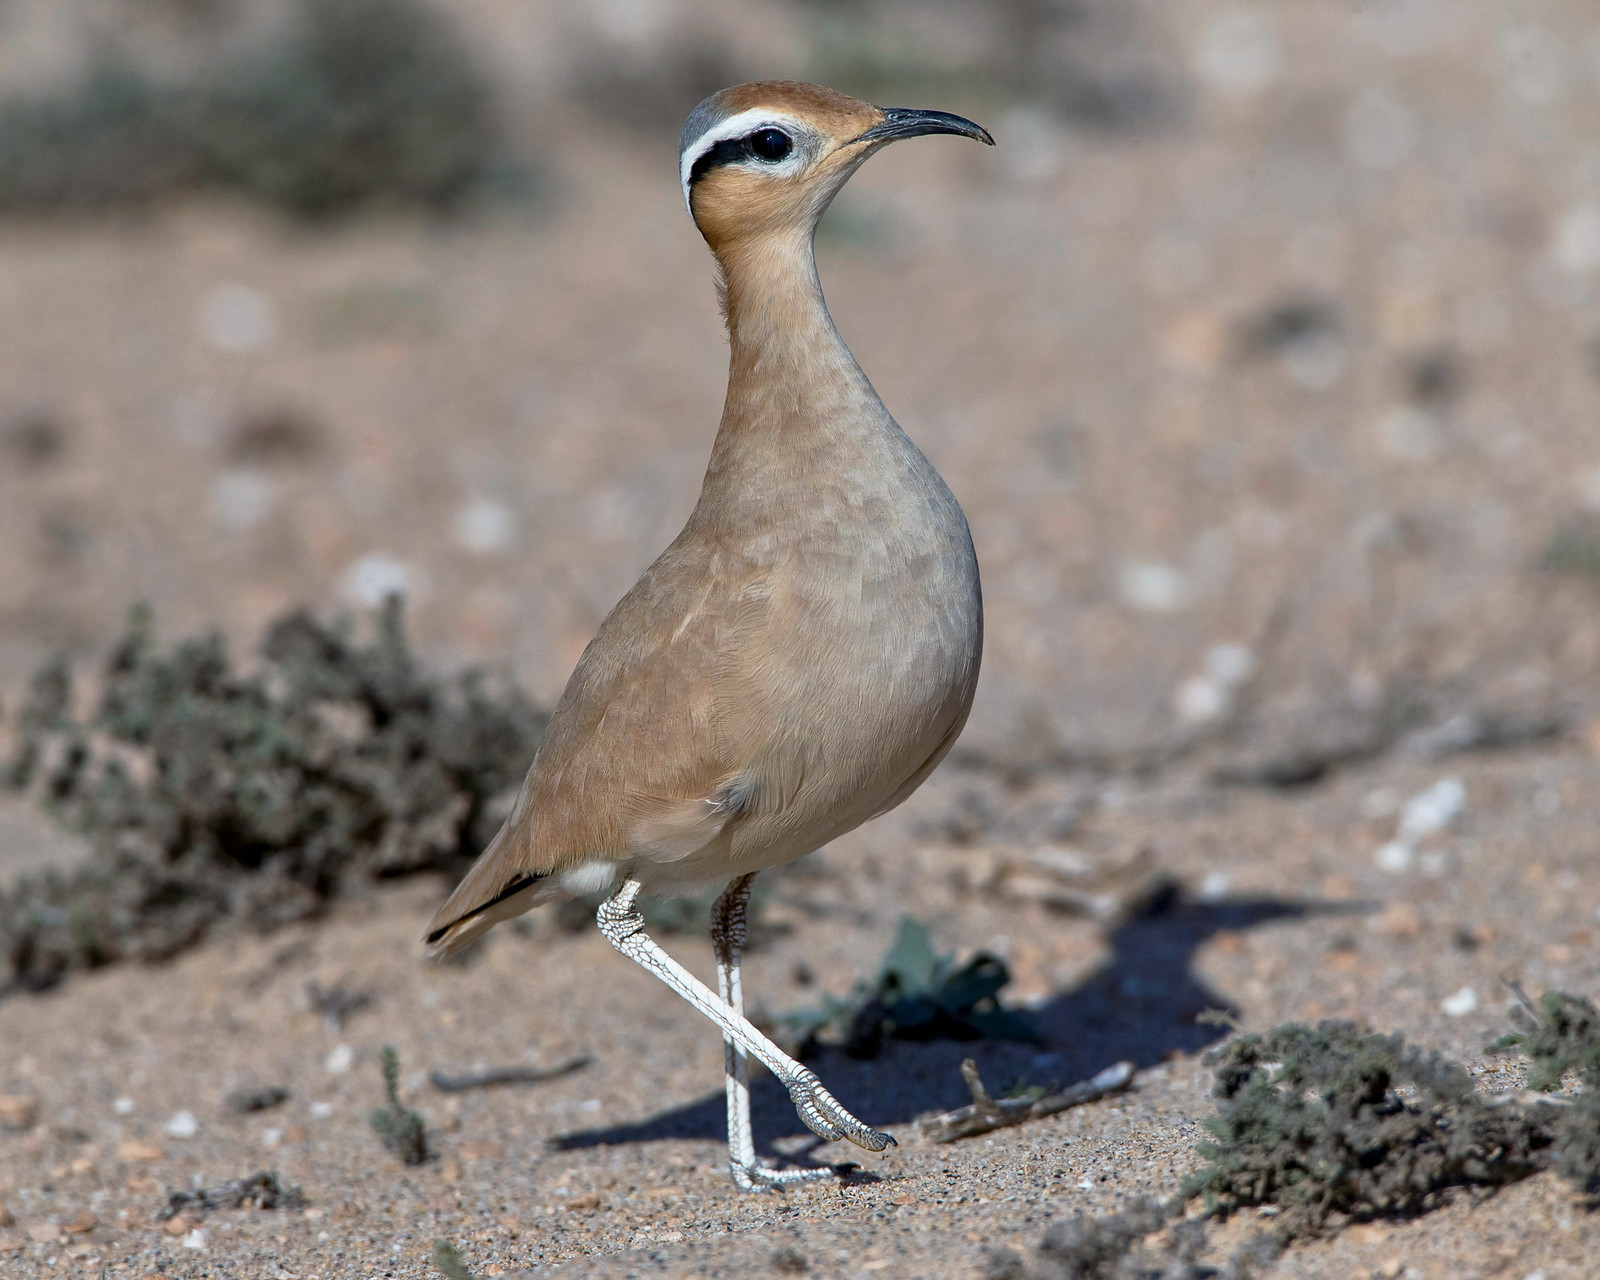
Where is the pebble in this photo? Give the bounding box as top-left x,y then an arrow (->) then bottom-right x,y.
1377,406 -> 1445,460
165,1110 -> 199,1139
1398,778 -> 1465,843
200,284 -> 274,353
1199,872 -> 1231,901
1204,643 -> 1254,686
113,1097 -> 134,1116
182,1228 -> 208,1250
0,1095 -> 38,1131
1174,676 -> 1227,723
1375,842 -> 1413,873
325,1044 -> 354,1073
342,554 -> 426,608
1118,561 -> 1188,613
64,1209 -> 96,1235
1194,9 -> 1282,94
26,1221 -> 63,1244
1441,987 -> 1479,1017
1373,903 -> 1422,938
116,1138 -> 163,1161
210,469 -> 278,532
453,498 -> 517,553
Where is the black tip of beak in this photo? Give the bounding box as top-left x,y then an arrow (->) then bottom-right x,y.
853,107 -> 995,148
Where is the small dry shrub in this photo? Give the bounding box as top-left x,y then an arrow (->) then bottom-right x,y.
1492,988 -> 1600,1205
1,599 -> 544,989
1185,1021 -> 1550,1236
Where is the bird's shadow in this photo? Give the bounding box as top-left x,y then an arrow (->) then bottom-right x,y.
552,890 -> 1345,1161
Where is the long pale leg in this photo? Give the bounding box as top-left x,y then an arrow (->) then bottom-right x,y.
711,874 -> 841,1190
596,878 -> 893,1179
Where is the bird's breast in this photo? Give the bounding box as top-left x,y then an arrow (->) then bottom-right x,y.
717,425 -> 982,762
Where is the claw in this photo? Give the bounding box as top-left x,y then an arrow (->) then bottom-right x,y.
786,1071 -> 893,1152
732,1161 -> 842,1192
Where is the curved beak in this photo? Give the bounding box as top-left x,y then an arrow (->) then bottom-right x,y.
852,107 -> 995,148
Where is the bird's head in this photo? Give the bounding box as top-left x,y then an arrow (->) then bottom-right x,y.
679,81 -> 993,254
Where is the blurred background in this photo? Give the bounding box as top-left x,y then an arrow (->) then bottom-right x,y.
2,0 -> 1599,770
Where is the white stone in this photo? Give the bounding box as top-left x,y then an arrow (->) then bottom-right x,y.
1175,676 -> 1227,723
310,1100 -> 333,1119
341,554 -> 426,607
1398,777 -> 1465,843
1375,842 -> 1413,873
113,1097 -> 134,1116
210,469 -> 277,532
453,498 -> 517,553
1205,643 -> 1254,687
1200,871 -> 1230,901
325,1044 -> 354,1073
181,1228 -> 207,1250
1497,25 -> 1571,107
262,1128 -> 282,1148
165,1110 -> 198,1138
1344,88 -> 1420,170
1441,987 -> 1478,1017
1377,406 -> 1445,460
200,285 -> 273,353
1118,560 -> 1188,613
1195,10 -> 1283,95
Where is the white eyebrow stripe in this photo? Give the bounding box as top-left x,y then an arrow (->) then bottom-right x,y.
680,109 -> 806,213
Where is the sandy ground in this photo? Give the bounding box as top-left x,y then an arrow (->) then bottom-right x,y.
4,0 -> 1600,1276
3,740 -> 1600,1277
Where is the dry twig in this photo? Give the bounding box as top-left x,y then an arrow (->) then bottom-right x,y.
917,1058 -> 1134,1143
429,1056 -> 592,1092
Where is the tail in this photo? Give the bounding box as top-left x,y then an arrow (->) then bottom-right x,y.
423,863 -> 548,960
423,787 -> 560,959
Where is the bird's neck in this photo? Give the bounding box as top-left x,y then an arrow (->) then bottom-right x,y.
712,230 -> 878,436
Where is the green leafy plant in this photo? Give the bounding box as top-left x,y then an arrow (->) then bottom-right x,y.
431,1237 -> 477,1280
775,916 -> 1040,1059
370,1046 -> 428,1166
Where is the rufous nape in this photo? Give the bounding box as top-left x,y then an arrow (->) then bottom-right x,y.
425,80 -> 992,1191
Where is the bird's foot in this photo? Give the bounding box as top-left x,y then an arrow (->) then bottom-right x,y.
784,1068 -> 895,1153
731,1159 -> 852,1192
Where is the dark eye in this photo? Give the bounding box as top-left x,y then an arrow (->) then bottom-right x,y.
748,129 -> 792,161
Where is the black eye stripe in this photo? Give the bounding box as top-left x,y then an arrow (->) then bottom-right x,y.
688,136 -> 751,188
687,128 -> 796,189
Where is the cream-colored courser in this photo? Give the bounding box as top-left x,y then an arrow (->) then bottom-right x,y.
426,81 -> 990,1190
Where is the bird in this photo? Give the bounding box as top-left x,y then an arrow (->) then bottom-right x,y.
425,80 -> 992,1191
